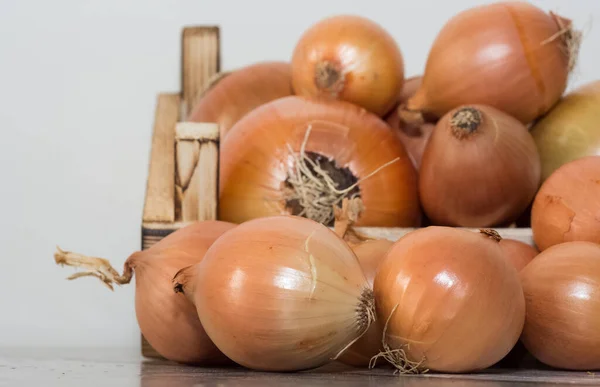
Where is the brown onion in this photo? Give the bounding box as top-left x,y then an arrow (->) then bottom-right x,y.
332,199 -> 393,367
500,239 -> 538,272
520,241 -> 600,370
188,61 -> 292,139
480,229 -> 538,272
531,156 -> 600,251
373,227 -> 525,373
219,96 -> 421,227
291,15 -> 404,116
531,80 -> 600,182
419,104 -> 541,227
385,76 -> 435,169
405,2 -> 579,124
173,215 -> 375,371
53,221 -> 236,364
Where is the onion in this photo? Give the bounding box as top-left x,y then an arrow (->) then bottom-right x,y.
373,226 -> 525,373
531,156 -> 600,251
520,241 -> 600,370
188,61 -> 292,139
332,199 -> 393,367
480,229 -> 538,272
419,104 -> 541,227
385,76 -> 435,169
53,221 -> 236,364
219,96 -> 421,227
500,239 -> 538,272
173,215 -> 375,371
291,15 -> 404,117
530,80 -> 600,182
405,2 -> 580,124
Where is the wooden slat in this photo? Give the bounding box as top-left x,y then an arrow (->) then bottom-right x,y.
142,93 -> 180,223
181,26 -> 220,117
355,227 -> 535,246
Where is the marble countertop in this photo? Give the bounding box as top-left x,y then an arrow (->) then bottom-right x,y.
0,348 -> 597,387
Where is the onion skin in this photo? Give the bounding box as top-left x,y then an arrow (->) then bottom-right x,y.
419,104 -> 541,227
531,156 -> 600,251
337,239 -> 393,367
219,96 -> 421,227
373,227 -> 525,373
291,15 -> 404,116
499,238 -> 538,272
188,61 -> 292,139
177,216 -> 373,371
127,221 -> 235,364
385,76 -> 435,169
531,80 -> 600,182
520,241 -> 600,370
408,2 -> 572,124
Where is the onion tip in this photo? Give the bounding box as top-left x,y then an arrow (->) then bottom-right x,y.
479,229 -> 502,242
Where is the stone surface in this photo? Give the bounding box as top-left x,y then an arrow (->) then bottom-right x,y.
0,348 -> 597,387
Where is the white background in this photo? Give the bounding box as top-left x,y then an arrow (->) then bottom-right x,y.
1,0 -> 599,349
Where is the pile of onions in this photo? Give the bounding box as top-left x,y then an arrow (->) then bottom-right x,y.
187,61 -> 292,138
291,15 -> 404,117
404,2 -> 578,124
219,96 -> 421,227
385,76 -> 436,169
373,226 -> 525,373
53,221 -> 236,364
531,156 -> 600,251
520,241 -> 600,370
530,80 -> 600,182
172,215 -> 375,371
419,104 -> 541,227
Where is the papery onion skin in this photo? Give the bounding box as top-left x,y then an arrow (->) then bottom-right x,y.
133,221 -> 236,364
337,239 -> 393,367
219,96 -> 420,227
407,2 -> 573,124
419,104 -> 541,227
291,15 -> 404,116
188,61 -> 292,139
373,227 -> 525,373
499,238 -> 538,272
531,80 -> 600,182
386,76 -> 435,169
531,156 -> 600,251
520,241 -> 600,370
179,216 -> 373,371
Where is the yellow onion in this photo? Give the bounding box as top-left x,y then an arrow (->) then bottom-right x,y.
332,199 -> 393,367
291,15 -> 404,116
405,2 -> 578,124
530,80 -> 600,182
373,227 -> 525,373
520,241 -> 600,370
385,75 -> 436,169
173,215 -> 375,371
219,96 -> 421,227
188,61 -> 292,139
531,156 -> 600,251
419,104 -> 540,227
54,221 -> 236,364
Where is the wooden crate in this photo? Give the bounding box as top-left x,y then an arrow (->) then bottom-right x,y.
140,25 -> 534,359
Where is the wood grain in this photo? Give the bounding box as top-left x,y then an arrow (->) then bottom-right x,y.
141,93 -> 180,223
181,26 -> 220,117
